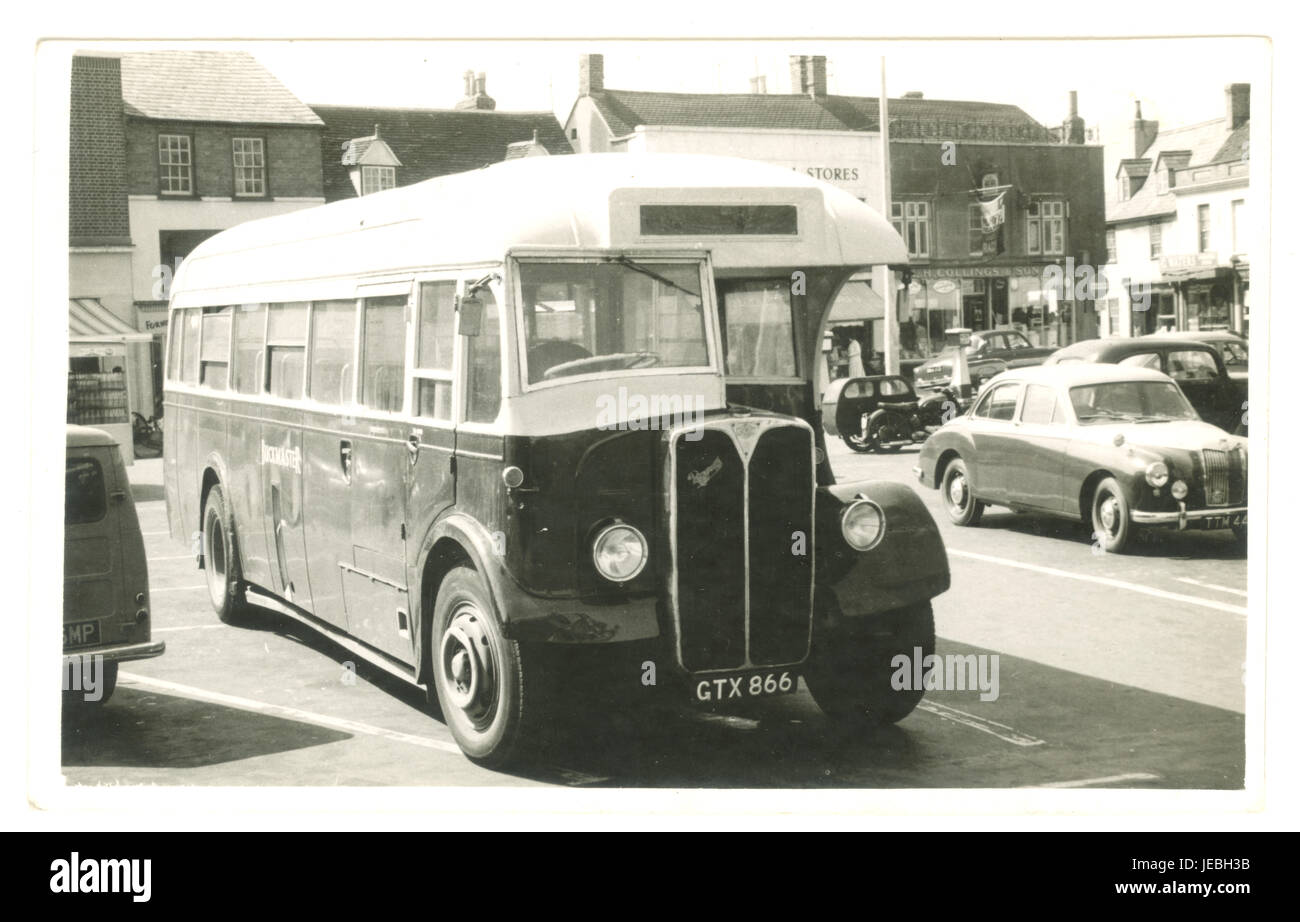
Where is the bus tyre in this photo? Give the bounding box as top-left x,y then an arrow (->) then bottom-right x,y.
431,566 -> 538,768
202,484 -> 252,625
806,601 -> 935,727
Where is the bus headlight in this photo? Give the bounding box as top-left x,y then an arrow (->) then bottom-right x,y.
1145,461 -> 1169,487
592,523 -> 648,583
1171,480 -> 1188,500
841,499 -> 886,551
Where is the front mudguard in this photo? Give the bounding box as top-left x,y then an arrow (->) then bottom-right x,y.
815,481 -> 950,623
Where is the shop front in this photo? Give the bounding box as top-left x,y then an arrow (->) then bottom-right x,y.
68,298 -> 156,462
907,265 -> 1078,357
1160,253 -> 1239,333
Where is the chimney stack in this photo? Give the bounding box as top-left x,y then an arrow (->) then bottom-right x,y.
579,53 -> 604,96
1133,100 -> 1159,157
1225,83 -> 1250,129
455,70 -> 496,110
750,74 -> 767,94
1060,90 -> 1085,144
788,55 -> 827,99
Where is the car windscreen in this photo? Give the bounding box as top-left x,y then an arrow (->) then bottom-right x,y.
518,261 -> 709,384
1069,381 -> 1199,424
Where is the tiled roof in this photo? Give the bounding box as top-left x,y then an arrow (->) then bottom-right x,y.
1106,118 -> 1235,224
119,51 -> 322,126
587,89 -> 1053,142
312,104 -> 573,201
1212,124 -> 1249,164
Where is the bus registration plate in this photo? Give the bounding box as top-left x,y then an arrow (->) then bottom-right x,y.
693,670 -> 797,703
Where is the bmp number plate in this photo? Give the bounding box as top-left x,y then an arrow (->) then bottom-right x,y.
62,619 -> 101,650
693,671 -> 797,703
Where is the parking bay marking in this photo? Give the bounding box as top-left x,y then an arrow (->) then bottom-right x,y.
1021,772 -> 1161,788
1176,577 -> 1248,598
916,700 -> 1045,747
947,548 -> 1248,616
118,672 -> 463,754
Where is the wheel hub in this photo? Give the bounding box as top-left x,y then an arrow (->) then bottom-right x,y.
1099,497 -> 1118,533
948,475 -> 966,507
440,606 -> 497,727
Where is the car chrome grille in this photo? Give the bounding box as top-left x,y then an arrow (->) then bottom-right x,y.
1201,448 -> 1244,507
670,419 -> 814,672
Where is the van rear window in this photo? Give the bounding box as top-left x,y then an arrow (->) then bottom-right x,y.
66,457 -> 107,525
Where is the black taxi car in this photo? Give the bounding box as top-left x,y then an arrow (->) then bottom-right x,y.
1045,336 -> 1246,435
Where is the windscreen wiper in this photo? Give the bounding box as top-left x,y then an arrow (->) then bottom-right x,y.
610,255 -> 701,300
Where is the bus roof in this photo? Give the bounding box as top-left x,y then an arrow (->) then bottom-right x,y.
170,153 -> 907,308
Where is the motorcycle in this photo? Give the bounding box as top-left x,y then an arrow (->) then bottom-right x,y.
859,384 -> 969,452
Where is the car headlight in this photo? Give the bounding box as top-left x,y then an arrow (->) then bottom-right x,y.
592,523 -> 648,582
1171,480 -> 1188,500
841,498 -> 886,551
1145,461 -> 1169,487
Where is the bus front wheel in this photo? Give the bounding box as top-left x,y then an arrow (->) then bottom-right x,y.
202,484 -> 252,625
430,566 -> 540,767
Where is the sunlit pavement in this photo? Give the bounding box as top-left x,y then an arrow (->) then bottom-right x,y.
59,449 -> 1245,789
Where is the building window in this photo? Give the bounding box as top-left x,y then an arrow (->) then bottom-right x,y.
1105,228 -> 1116,264
158,134 -> 192,195
233,138 -> 266,197
1027,200 -> 1065,256
890,200 -> 930,258
1198,204 -> 1211,253
361,166 -> 396,195
1232,199 -> 1244,253
1149,221 -> 1162,258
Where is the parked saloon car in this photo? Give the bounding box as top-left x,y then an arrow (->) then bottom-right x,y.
1045,336 -> 1246,435
64,426 -> 164,705
1146,329 -> 1249,378
914,365 -> 1247,553
913,328 -> 1054,391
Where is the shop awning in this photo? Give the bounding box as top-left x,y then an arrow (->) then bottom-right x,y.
827,280 -> 885,323
69,298 -> 144,338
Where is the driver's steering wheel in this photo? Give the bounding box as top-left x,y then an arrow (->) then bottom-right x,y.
528,340 -> 592,381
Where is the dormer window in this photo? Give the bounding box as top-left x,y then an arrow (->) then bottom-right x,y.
341,126 -> 402,197
361,166 -> 395,195
1116,159 -> 1151,202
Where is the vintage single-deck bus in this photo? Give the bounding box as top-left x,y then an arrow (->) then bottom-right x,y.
163,153 -> 950,766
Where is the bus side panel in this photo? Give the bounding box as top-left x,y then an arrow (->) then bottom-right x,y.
172,395 -> 202,551
301,410 -> 350,629
162,391 -> 186,546
343,421 -> 415,663
260,406 -> 314,612
227,401 -> 274,590
452,430 -> 507,573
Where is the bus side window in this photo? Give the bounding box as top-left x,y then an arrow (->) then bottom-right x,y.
309,300 -> 357,406
360,296 -> 406,413
414,281 -> 455,421
464,285 -> 501,423
181,309 -> 201,386
200,307 -> 232,390
166,312 -> 183,382
232,303 -> 266,394
266,303 -> 307,400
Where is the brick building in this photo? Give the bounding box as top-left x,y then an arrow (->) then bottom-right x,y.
312,71 -> 571,203
565,53 -> 1106,364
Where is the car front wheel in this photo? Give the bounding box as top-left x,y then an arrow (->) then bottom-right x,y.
1091,477 -> 1133,553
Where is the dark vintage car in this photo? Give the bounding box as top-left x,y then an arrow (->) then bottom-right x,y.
1045,336 -> 1246,434
913,329 -> 1054,390
1144,329 -> 1248,378
914,365 -> 1247,553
